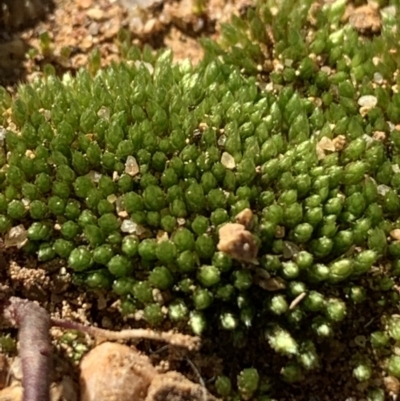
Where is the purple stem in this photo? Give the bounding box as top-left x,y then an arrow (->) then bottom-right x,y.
4,297 -> 51,401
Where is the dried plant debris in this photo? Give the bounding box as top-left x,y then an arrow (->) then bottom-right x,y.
0,297 -> 204,401
80,342 -> 219,401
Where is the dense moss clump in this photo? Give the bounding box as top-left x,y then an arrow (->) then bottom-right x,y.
1,0 -> 400,398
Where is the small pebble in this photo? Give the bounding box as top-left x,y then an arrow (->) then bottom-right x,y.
221,152 -> 235,169
377,184 -> 390,196
125,156 -> 139,176
373,72 -> 383,84
0,383 -> 23,401
86,8 -> 105,21
121,219 -> 145,235
79,342 -> 157,401
357,95 -> 377,108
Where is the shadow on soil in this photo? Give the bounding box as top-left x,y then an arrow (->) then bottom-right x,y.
0,0 -> 55,87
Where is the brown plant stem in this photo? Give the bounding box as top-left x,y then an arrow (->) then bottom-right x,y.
3,297 -> 51,401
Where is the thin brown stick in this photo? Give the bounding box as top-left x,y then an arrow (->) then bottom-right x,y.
51,318 -> 201,351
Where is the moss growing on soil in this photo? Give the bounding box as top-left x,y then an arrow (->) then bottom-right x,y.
1,0 -> 400,399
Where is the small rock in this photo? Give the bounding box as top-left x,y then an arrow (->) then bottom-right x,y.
348,4 -> 381,34
221,152 -> 235,169
373,131 -> 386,141
358,95 -> 378,108
97,106 -> 110,120
79,342 -> 157,401
119,0 -> 164,9
235,208 -> 254,230
86,8 -> 105,21
0,384 -> 22,401
50,376 -> 78,401
146,371 -> 219,401
373,72 -> 383,84
125,156 -> 139,177
88,22 -> 99,36
121,220 -> 145,235
9,357 -> 22,381
80,36 -> 93,50
377,184 -> 390,196
4,225 -> 27,249
317,136 -> 336,153
77,0 -> 93,9
383,375 -> 400,395
332,135 -> 346,151
390,229 -> 400,241
217,223 -> 258,264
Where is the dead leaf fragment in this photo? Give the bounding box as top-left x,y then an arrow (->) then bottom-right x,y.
289,292 -> 306,310
255,276 -> 286,291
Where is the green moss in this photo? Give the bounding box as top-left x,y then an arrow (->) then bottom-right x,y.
3,0 -> 400,398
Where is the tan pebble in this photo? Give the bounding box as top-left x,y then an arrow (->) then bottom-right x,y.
332,135 -> 346,151
9,357 -> 22,381
384,375 -> 400,395
88,22 -> 99,36
86,8 -> 105,21
235,208 -> 254,230
391,229 -> 400,241
317,136 -> 336,152
220,152 -> 235,169
373,131 -> 386,141
51,376 -> 78,401
348,4 -> 381,33
80,36 -> 93,50
217,223 -> 258,263
77,0 -> 93,9
143,19 -> 158,34
0,383 -> 23,401
79,342 -> 157,401
145,371 -> 220,401
125,156 -> 139,177
102,22 -> 120,40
